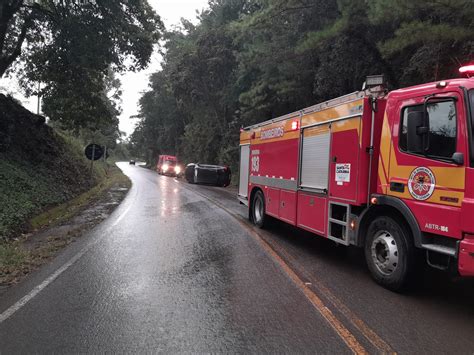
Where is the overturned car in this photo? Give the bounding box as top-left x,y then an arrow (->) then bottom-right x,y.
184,163 -> 231,187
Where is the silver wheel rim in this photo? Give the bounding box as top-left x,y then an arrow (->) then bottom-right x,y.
371,231 -> 399,276
254,196 -> 263,223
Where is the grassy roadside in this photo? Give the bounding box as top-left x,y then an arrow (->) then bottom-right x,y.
0,164 -> 131,287
29,164 -> 127,230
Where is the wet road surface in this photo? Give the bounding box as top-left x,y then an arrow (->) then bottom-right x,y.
1,163 -> 473,353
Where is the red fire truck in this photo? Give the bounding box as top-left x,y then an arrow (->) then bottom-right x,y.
238,68 -> 474,291
157,155 -> 182,176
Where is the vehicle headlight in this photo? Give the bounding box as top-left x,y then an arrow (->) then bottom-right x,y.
163,164 -> 169,171
175,166 -> 181,174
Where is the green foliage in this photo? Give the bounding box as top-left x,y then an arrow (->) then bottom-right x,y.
0,241 -> 29,269
0,94 -> 108,238
110,143 -> 131,162
0,152 -> 105,238
367,0 -> 474,85
130,0 -> 474,179
0,159 -> 62,236
1,0 -> 163,130
380,22 -> 472,56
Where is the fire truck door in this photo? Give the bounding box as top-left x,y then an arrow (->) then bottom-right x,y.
239,144 -> 250,198
386,94 -> 466,239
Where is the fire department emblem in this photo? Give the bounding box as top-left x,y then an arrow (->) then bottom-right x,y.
408,167 -> 436,201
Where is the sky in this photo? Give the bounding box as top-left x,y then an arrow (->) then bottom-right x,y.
0,0 -> 209,138
119,0 -> 210,137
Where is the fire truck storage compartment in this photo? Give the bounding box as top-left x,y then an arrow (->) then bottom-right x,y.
328,117 -> 362,202
300,124 -> 331,192
266,187 -> 280,217
239,144 -> 250,198
279,190 -> 297,225
297,192 -> 327,235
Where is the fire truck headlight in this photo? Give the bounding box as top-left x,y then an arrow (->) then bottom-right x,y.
175,166 -> 181,174
163,164 -> 169,171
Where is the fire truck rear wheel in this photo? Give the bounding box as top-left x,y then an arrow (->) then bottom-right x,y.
364,216 -> 416,292
252,190 -> 266,228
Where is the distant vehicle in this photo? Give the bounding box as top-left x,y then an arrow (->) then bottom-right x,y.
157,155 -> 182,176
185,163 -> 231,187
129,160 -> 136,165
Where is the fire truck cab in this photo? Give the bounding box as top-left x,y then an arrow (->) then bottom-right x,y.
238,71 -> 474,291
157,155 -> 181,176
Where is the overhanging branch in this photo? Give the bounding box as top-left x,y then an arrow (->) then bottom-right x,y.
0,13 -> 31,77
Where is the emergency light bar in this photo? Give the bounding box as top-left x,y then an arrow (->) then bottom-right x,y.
459,65 -> 474,76
365,75 -> 385,88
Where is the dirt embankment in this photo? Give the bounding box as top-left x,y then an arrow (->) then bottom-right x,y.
0,94 -> 97,238
0,94 -> 131,288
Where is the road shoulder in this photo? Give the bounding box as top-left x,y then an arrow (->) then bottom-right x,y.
0,164 -> 131,291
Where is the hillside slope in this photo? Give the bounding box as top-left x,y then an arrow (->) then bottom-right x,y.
0,94 -> 99,238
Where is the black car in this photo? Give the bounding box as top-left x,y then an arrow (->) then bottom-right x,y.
184,163 -> 231,187
129,160 -> 136,165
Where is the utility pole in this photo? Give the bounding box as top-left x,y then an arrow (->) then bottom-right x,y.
37,82 -> 41,115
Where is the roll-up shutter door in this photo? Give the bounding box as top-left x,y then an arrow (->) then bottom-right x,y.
238,144 -> 250,197
300,125 -> 330,191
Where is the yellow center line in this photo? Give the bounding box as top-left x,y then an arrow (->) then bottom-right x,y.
244,222 -> 368,355
271,242 -> 395,354
177,181 -> 375,354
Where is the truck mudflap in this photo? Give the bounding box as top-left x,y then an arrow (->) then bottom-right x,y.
458,234 -> 474,277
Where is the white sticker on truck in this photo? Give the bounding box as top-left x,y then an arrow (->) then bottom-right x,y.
335,163 -> 351,183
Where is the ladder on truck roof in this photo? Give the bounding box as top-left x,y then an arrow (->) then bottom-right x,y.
243,91 -> 366,130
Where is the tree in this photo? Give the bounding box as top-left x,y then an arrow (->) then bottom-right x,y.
368,0 -> 474,85
1,0 -> 163,129
1,1 -> 162,78
131,0 -> 474,178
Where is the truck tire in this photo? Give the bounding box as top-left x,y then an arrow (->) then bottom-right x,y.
364,216 -> 416,292
252,190 -> 266,228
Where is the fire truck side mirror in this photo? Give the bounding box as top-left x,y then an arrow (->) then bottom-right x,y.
452,152 -> 464,166
407,111 -> 426,154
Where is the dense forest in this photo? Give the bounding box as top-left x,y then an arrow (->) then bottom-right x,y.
129,0 -> 473,175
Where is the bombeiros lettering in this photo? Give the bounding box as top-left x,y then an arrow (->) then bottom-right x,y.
260,126 -> 284,140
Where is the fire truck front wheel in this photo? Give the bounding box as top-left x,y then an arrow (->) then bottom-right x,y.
364,216 -> 416,292
252,190 -> 266,228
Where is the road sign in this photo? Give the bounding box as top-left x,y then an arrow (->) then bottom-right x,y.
85,144 -> 104,161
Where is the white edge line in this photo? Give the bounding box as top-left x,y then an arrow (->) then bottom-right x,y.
0,203 -> 133,324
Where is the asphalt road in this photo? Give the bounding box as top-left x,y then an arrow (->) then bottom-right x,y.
1,163 -> 473,353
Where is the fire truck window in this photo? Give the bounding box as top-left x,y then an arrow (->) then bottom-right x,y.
400,101 -> 457,159
400,105 -> 422,151
426,101 -> 457,158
